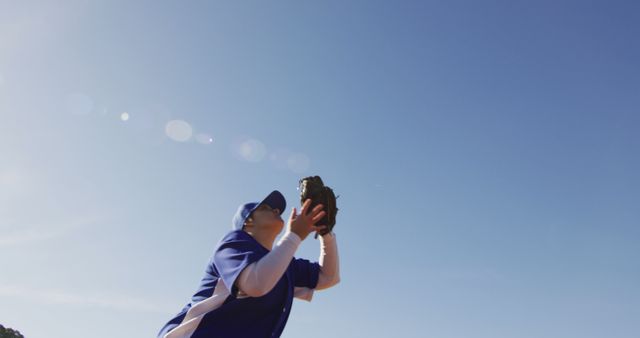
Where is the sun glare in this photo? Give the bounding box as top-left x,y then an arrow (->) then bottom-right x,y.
165,120 -> 193,142
196,133 -> 214,145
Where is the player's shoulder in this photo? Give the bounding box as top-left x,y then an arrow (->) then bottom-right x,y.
220,229 -> 251,242
216,230 -> 263,250
213,230 -> 269,261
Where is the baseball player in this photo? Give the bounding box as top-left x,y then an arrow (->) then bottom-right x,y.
157,190 -> 340,338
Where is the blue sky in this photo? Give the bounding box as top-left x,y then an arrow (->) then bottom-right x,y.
1,1 -> 639,337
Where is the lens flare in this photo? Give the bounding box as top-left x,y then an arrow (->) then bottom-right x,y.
230,137 -> 267,162
165,120 -> 193,142
195,133 -> 214,145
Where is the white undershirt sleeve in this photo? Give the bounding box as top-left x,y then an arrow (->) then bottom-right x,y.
316,232 -> 340,290
236,232 -> 301,297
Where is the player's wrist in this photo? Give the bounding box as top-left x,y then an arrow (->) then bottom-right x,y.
320,231 -> 335,239
294,231 -> 309,241
283,230 -> 303,244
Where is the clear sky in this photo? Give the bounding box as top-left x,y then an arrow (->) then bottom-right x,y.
1,1 -> 639,337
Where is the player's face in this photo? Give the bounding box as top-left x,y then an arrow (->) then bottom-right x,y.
249,204 -> 284,232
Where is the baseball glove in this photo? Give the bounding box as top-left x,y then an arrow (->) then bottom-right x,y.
298,176 -> 338,238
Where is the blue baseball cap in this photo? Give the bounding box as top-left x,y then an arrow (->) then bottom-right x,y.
232,190 -> 287,230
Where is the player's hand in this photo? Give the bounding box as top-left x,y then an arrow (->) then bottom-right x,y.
288,199 -> 326,241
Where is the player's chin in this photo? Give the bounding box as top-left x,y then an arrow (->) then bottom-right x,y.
274,218 -> 285,230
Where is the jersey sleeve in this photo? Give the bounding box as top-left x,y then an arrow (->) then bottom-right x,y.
213,231 -> 266,296
292,258 -> 320,289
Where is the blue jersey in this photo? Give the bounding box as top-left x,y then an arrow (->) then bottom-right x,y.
158,230 -> 320,338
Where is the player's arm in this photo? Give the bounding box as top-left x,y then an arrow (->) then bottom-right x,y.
236,232 -> 301,297
315,232 -> 340,290
237,202 -> 326,297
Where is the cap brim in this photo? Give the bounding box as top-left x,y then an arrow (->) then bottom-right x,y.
259,190 -> 286,215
